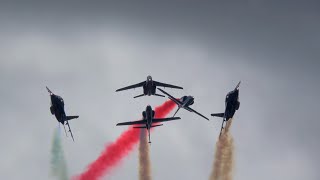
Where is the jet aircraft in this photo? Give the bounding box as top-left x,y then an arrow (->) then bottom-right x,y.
211,81 -> 241,137
116,75 -> 183,98
157,88 -> 209,121
116,105 -> 181,143
46,87 -> 79,141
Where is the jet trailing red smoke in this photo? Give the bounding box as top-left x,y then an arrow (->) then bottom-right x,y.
74,100 -> 176,180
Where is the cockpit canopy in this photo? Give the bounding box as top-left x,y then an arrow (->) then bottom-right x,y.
189,98 -> 194,105
57,96 -> 64,103
180,96 -> 187,102
226,89 -> 239,102
52,95 -> 64,105
146,105 -> 152,111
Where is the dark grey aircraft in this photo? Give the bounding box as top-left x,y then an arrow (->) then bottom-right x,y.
46,87 -> 79,141
211,81 -> 241,137
157,88 -> 209,121
116,105 -> 181,143
116,75 -> 183,98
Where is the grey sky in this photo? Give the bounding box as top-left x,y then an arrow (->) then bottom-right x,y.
0,1 -> 319,180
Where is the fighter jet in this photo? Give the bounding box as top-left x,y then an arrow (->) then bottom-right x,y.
211,81 -> 241,137
157,88 -> 209,121
46,87 -> 79,141
116,75 -> 183,98
116,105 -> 181,143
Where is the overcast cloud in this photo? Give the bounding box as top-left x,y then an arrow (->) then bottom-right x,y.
0,1 -> 319,180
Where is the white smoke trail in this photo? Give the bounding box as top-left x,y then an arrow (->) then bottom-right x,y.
138,129 -> 152,180
209,119 -> 234,180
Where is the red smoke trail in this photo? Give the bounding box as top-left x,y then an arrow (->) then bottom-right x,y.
74,100 -> 176,180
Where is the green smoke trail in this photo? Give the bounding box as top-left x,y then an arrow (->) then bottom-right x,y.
51,127 -> 69,180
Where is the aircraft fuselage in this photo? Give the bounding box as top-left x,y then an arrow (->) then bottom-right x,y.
50,94 -> 67,124
142,105 -> 155,129
224,89 -> 240,120
180,96 -> 195,109
143,105 -> 156,143
143,76 -> 156,96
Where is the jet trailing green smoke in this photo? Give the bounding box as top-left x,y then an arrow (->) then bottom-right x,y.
51,128 -> 69,180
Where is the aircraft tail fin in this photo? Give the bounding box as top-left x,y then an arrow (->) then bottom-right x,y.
134,94 -> 145,98
66,116 -> 79,121
154,93 -> 165,97
211,113 -> 224,118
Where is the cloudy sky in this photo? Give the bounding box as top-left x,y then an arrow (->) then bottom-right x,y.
0,1 -> 319,180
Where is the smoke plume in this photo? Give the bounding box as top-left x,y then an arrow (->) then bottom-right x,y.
209,119 -> 234,180
74,100 -> 176,180
138,129 -> 152,180
51,128 -> 69,180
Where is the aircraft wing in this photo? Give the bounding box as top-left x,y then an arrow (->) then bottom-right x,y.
116,119 -> 147,126
211,113 -> 224,118
157,88 -> 182,105
66,116 -> 79,120
116,81 -> 145,92
185,106 -> 209,120
154,81 -> 183,89
153,117 -> 181,123
65,121 -> 75,141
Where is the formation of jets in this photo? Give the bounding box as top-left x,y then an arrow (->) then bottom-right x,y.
116,75 -> 241,143
46,75 -> 240,143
